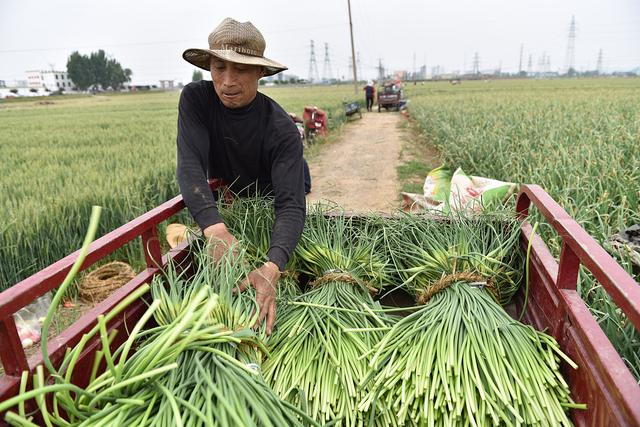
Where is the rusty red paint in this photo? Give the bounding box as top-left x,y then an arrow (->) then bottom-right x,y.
517,184 -> 640,426
518,185 -> 640,330
557,241 -> 580,290
0,318 -> 28,376
0,179 -> 220,407
141,226 -> 162,268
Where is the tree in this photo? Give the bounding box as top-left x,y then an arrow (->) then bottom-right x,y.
66,50 -> 132,91
67,51 -> 94,91
192,69 -> 203,82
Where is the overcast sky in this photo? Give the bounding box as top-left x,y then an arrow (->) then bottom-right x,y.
1,0 -> 638,84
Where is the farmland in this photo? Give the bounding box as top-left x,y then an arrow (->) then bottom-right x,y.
405,77 -> 640,378
0,85 -> 356,291
1,78 -> 638,380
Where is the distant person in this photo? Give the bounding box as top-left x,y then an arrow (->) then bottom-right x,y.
364,81 -> 375,111
177,17 -> 307,334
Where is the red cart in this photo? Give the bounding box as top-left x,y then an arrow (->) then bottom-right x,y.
302,106 -> 327,142
1,182 -> 639,426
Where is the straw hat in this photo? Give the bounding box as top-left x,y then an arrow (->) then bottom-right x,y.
183,18 -> 287,77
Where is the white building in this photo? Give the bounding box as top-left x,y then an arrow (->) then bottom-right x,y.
26,70 -> 76,91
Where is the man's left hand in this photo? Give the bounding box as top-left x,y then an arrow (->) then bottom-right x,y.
236,261 -> 280,335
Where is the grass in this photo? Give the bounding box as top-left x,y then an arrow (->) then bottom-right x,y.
395,116 -> 440,195
0,84 -> 356,291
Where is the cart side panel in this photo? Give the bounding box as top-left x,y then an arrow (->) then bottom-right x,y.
516,185 -> 640,427
0,244 -> 192,408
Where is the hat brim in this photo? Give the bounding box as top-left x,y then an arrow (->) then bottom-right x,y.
183,48 -> 287,77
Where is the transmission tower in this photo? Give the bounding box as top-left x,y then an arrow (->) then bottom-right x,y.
546,55 -> 551,73
527,54 -> 533,75
322,43 -> 333,82
472,52 -> 480,75
412,52 -> 416,81
308,40 -> 320,83
377,58 -> 385,82
596,49 -> 603,74
356,52 -> 361,81
518,44 -> 524,73
563,15 -> 576,74
348,56 -> 353,82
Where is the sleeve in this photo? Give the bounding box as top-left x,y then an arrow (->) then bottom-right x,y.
266,126 -> 306,271
176,84 -> 223,230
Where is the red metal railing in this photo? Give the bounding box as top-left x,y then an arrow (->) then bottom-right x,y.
0,180 -> 221,402
516,184 -> 640,426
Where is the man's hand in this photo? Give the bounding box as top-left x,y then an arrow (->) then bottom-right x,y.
237,261 -> 280,335
203,223 -> 239,261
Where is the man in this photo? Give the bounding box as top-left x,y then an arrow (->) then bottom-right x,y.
364,81 -> 375,112
178,18 -> 306,334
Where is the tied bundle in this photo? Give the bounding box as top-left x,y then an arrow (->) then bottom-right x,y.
0,206 -> 314,426
144,247 -> 313,427
263,209 -> 396,427
359,212 -> 584,426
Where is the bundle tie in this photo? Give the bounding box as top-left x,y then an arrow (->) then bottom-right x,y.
416,272 -> 498,305
309,269 -> 378,295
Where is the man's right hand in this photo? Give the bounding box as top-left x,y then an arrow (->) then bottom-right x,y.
203,223 -> 239,262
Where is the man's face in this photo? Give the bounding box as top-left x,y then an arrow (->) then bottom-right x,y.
210,58 -> 264,108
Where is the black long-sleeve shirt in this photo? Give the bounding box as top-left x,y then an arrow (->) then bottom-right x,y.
176,80 -> 305,270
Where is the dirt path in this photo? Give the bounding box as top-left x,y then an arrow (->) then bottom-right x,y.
306,112 -> 406,212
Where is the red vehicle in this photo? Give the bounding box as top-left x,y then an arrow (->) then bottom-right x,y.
1,182 -> 639,426
377,80 -> 403,112
302,106 -> 327,142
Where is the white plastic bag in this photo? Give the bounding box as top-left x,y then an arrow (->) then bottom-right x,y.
13,292 -> 52,348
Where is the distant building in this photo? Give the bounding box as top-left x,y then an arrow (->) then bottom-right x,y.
26,70 -> 76,91
123,82 -> 158,91
159,79 -> 175,90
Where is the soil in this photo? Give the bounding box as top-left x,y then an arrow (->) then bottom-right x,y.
306,111 -> 408,212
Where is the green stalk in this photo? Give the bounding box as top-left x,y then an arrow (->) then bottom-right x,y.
42,206 -> 102,375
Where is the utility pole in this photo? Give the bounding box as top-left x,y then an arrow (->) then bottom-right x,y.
308,40 -> 319,83
563,15 -> 576,75
347,0 -> 358,94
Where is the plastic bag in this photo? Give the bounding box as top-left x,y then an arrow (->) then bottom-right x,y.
449,168 -> 516,213
423,165 -> 453,205
403,165 -> 516,214
13,292 -> 51,348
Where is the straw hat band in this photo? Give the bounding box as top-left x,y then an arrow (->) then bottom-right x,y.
213,44 -> 262,57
